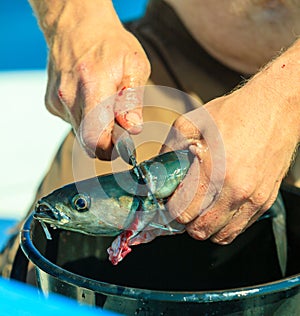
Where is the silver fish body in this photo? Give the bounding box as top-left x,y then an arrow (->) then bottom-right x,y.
34,150 -> 193,237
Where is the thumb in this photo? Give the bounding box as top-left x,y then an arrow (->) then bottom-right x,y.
114,49 -> 150,134
114,85 -> 144,134
160,115 -> 201,154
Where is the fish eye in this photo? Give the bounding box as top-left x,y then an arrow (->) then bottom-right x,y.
71,193 -> 90,212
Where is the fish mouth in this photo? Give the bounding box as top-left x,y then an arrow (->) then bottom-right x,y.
34,200 -> 70,224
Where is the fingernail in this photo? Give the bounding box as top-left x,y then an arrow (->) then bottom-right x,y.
214,239 -> 230,245
125,111 -> 143,127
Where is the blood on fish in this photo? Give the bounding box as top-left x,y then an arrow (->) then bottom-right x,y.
108,230 -> 133,265
281,64 -> 286,69
107,214 -> 139,265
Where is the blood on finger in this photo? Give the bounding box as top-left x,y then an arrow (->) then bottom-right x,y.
118,86 -> 126,97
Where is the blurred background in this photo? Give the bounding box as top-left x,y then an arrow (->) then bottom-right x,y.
0,0 -> 148,244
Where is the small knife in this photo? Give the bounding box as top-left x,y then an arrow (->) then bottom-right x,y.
112,124 -> 178,232
112,124 -> 160,202
112,124 -> 137,166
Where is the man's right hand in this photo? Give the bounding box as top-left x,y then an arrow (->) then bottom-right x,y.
30,0 -> 151,159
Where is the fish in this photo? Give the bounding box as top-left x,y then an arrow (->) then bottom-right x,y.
34,150 -> 193,265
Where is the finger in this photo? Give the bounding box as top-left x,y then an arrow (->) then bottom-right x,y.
78,76 -> 117,160
115,50 -> 150,134
161,105 -> 222,153
209,202 -> 259,244
210,181 -> 281,244
243,181 -> 281,230
114,85 -> 144,134
185,200 -> 236,241
160,115 -> 200,153
166,143 -> 215,223
184,165 -> 260,242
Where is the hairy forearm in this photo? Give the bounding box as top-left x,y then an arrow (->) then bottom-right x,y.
239,39 -> 300,145
28,0 -> 121,45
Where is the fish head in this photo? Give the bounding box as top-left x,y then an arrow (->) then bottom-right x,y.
34,175 -> 139,236
34,182 -> 97,233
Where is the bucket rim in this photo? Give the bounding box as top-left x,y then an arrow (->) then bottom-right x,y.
20,211 -> 300,303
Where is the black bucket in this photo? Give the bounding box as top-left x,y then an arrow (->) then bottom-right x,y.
19,184 -> 300,315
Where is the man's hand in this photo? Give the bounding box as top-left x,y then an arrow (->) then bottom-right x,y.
30,0 -> 150,159
162,49 -> 300,243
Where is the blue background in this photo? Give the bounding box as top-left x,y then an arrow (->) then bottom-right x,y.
0,0 -> 148,70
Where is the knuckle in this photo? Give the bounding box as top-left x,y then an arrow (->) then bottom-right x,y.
212,229 -> 229,243
186,227 -> 210,240
125,54 -> 151,85
172,115 -> 197,137
189,222 -> 215,239
249,191 -> 269,207
212,228 -> 241,245
176,212 -> 194,224
212,235 -> 234,245
232,185 -> 255,202
224,173 -> 255,202
172,204 -> 200,224
224,170 -> 273,209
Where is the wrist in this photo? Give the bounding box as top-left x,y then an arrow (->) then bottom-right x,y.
29,0 -> 121,46
240,39 -> 300,144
